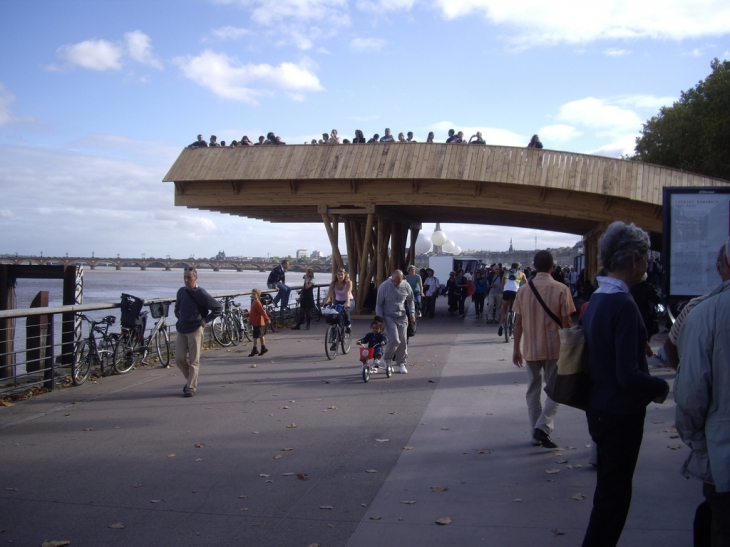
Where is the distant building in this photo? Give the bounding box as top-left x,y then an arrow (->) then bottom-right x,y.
310,250 -> 322,259
296,249 -> 308,259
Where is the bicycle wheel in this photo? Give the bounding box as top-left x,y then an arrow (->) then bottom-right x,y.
385,362 -> 393,378
100,333 -> 119,376
212,315 -> 232,347
505,311 -> 514,343
73,340 -> 95,386
228,316 -> 240,346
312,306 -> 322,323
325,324 -> 339,360
113,329 -> 139,374
341,327 -> 352,354
155,327 -> 171,367
240,316 -> 253,342
362,365 -> 370,383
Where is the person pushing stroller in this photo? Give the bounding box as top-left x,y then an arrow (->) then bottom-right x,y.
357,316 -> 388,373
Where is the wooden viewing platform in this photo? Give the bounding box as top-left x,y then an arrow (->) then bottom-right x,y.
163,143 -> 730,310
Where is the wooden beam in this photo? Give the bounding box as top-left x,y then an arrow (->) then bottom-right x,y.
356,213 -> 375,311
321,213 -> 344,272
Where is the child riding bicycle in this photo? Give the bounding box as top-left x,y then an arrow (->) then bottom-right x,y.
356,316 -> 388,372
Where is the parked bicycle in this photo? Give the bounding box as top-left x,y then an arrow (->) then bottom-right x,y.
73,314 -> 119,385
323,305 -> 351,360
113,294 -> 171,374
260,293 -> 279,332
212,296 -> 245,347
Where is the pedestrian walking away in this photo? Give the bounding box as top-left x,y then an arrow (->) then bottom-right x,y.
512,250 -> 575,448
375,270 -> 416,374
174,268 -> 222,397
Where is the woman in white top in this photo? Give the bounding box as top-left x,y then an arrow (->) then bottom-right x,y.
324,268 -> 353,332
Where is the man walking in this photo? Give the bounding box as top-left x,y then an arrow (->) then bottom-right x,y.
512,251 -> 575,448
423,268 -> 440,318
676,240 -> 730,546
174,268 -> 222,397
267,259 -> 291,309
376,270 -> 416,374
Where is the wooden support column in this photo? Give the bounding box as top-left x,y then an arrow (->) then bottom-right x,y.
582,222 -> 611,284
0,266 -> 16,379
406,226 -> 419,270
321,213 -> 345,273
356,213 -> 375,312
344,219 -> 357,300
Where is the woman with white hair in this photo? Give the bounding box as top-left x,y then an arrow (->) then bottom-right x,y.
581,221 -> 670,547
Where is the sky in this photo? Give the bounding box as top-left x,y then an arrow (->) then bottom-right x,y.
1,0 -> 729,260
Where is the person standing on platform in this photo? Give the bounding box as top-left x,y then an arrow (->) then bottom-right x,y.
292,269 -> 315,330
174,268 -> 222,398
248,288 -> 271,356
405,265 -> 424,317
267,259 -> 291,310
512,250 -> 575,448
675,240 -> 730,546
376,270 -> 416,374
423,268 -> 440,319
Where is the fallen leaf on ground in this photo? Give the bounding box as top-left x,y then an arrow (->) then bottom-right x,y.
441,427 -> 450,430
297,473 -> 310,480
566,464 -> 574,469
545,469 -> 560,474
669,445 -> 682,450
4,488 -> 18,492
131,483 -> 142,488
108,523 -> 124,529
265,480 -> 273,483
151,499 -> 162,503
400,500 -> 417,505
428,380 -> 435,383
286,424 -> 298,428
652,421 -> 665,424
195,458 -> 203,462
281,406 -> 290,409
369,516 -> 381,520
320,505 -> 333,510
403,446 -> 413,450
259,474 -> 270,478
252,431 -> 259,434
556,459 -> 568,464
282,447 -> 294,451
282,473 -> 294,476
168,454 -> 175,458
431,485 -> 449,492
250,364 -> 257,368
477,448 -> 491,454
274,455 -> 282,459
514,499 -> 523,502
670,435 -> 679,439
83,428 -> 94,431
375,439 -> 389,442
328,406 -> 337,410
195,443 -> 205,448
0,401 -> 14,407
308,544 -> 319,547
570,493 -> 586,500
366,469 -> 377,473
42,542 -> 70,547
435,517 -> 452,525
574,464 -> 583,469
551,529 -> 566,535
239,495 -> 248,498
389,411 -> 397,415
327,524 -> 335,528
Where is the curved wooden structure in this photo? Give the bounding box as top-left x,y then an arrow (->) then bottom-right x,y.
164,143 -> 729,309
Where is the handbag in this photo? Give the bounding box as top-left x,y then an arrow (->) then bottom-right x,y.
528,281 -> 591,410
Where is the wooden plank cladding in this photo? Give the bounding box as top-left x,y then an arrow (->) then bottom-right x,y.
163,144 -> 729,208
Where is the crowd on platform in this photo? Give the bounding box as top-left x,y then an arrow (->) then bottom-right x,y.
187,130 -> 544,149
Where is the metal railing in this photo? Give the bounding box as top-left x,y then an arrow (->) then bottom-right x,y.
0,285 -> 329,397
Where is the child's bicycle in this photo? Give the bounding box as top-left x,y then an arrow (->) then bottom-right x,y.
358,344 -> 393,382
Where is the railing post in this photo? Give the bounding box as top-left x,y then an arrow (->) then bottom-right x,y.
44,318 -> 55,391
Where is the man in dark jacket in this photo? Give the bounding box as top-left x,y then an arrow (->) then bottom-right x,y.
267,260 -> 291,309
174,268 -> 221,397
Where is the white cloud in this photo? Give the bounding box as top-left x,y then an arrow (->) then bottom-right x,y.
691,47 -> 703,56
211,0 -> 350,49
0,209 -> 14,218
210,26 -> 253,40
0,83 -> 36,126
174,50 -> 323,103
124,30 -> 163,69
357,0 -> 415,12
351,37 -> 387,50
554,97 -> 643,135
56,39 -> 124,71
604,48 -> 630,56
537,124 -> 582,143
432,0 -> 730,48
589,134 -> 639,158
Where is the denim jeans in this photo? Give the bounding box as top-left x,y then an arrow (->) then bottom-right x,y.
267,282 -> 291,307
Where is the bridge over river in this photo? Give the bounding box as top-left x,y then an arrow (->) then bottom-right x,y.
163,143 -> 730,310
0,256 -> 331,273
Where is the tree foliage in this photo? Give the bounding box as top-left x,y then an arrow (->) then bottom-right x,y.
632,58 -> 730,181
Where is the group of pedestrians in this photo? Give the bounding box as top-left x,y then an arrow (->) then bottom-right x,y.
187,131 -> 545,149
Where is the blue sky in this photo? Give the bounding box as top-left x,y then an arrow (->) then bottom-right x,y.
1,0 -> 729,259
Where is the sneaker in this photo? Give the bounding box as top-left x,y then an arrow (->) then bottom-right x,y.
184,390 -> 194,398
371,366 -> 380,373
248,348 -> 259,357
399,364 -> 408,374
373,359 -> 381,367
498,326 -> 503,336
259,347 -> 269,356
533,428 -> 558,449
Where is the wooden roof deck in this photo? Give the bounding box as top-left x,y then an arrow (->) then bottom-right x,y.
163,143 -> 729,236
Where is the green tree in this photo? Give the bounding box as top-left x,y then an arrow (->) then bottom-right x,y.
631,58 -> 730,181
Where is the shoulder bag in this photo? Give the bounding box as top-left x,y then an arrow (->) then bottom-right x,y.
528,280 -> 591,411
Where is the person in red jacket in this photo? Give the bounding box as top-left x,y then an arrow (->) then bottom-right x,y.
248,288 -> 271,357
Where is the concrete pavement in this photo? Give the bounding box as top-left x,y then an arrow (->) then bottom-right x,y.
0,299 -> 698,546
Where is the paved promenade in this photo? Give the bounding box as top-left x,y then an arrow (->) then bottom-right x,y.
0,300 -> 697,546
